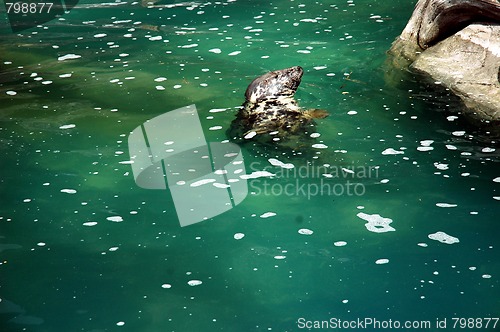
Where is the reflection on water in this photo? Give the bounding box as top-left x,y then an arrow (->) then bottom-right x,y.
1,0 -> 499,331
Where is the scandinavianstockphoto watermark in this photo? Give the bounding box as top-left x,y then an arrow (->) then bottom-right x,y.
248,161 -> 379,199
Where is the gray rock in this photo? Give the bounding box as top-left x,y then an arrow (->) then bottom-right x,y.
387,0 -> 500,126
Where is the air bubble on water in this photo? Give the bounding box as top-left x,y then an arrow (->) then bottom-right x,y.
357,213 -> 395,233
234,233 -> 245,240
188,280 -> 202,286
268,158 -> 294,169
240,171 -> 275,180
381,148 -> 404,155
260,212 -> 277,218
59,124 -> 76,129
435,203 -> 457,208
428,231 -> 459,244
191,179 -> 216,187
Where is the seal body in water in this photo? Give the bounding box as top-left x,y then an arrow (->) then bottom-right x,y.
228,66 -> 328,144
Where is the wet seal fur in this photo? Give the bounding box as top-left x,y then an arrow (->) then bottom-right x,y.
228,66 -> 328,144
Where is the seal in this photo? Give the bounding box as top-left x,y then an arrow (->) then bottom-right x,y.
228,66 -> 328,144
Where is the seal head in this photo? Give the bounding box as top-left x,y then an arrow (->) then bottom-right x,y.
245,66 -> 304,103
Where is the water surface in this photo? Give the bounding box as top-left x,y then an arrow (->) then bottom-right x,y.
1,0 -> 499,331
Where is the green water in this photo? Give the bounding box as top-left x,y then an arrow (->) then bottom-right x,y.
1,0 -> 499,331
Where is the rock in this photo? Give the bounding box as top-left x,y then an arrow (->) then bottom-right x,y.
387,0 -> 500,126
412,24 -> 500,123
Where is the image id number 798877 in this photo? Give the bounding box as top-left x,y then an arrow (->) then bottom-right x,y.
5,2 -> 54,14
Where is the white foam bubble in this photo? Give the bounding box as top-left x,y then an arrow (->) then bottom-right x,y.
434,163 -> 449,170
244,131 -> 257,139
428,231 -> 459,244
228,51 -> 241,56
58,54 -> 81,61
60,189 -> 77,194
107,216 -> 123,222
334,241 -> 347,247
83,222 -> 98,226
6,91 -> 17,95
191,179 -> 216,187
94,33 -> 107,38
298,228 -> 313,235
268,158 -> 294,169
436,203 -> 457,208
312,143 -> 328,149
375,259 -> 389,264
357,212 -> 395,233
493,177 -> 500,183
187,280 -> 202,286
209,48 -> 222,54
234,233 -> 245,240
59,124 -> 76,129
240,171 -> 275,179
420,140 -> 434,146
382,148 -> 404,155
161,283 -> 172,289
260,212 -> 276,218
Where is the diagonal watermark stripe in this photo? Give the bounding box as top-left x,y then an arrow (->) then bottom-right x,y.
128,105 -> 248,227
